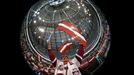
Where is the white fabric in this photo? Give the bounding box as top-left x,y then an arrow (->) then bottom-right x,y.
54,60 -> 65,75
71,58 -> 81,67
54,58 -> 81,75
68,63 -> 81,75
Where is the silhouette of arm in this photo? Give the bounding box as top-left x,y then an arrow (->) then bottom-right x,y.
75,43 -> 84,64
48,41 -> 57,67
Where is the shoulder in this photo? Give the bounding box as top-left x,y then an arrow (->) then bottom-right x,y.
56,60 -> 63,66
71,57 -> 79,63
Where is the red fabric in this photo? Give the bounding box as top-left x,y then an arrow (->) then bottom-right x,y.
57,73 -> 64,75
55,20 -> 87,47
48,49 -> 57,67
58,41 -> 72,55
76,44 -> 84,63
77,44 -> 84,58
60,20 -> 81,33
56,26 -> 87,47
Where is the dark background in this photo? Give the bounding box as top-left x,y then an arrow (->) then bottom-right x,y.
2,0 -> 131,75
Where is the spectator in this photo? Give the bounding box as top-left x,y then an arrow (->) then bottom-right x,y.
47,41 -> 84,75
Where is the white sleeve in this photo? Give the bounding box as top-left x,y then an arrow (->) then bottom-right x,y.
71,57 -> 80,67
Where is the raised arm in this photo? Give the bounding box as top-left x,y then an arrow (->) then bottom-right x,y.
75,43 -> 84,64
47,41 -> 57,67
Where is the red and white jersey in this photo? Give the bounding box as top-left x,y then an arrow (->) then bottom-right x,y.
54,58 -> 81,75
48,44 -> 84,75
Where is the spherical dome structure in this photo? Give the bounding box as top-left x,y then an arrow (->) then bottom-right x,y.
20,0 -> 111,75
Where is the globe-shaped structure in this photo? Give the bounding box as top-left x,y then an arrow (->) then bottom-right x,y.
20,0 -> 111,74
